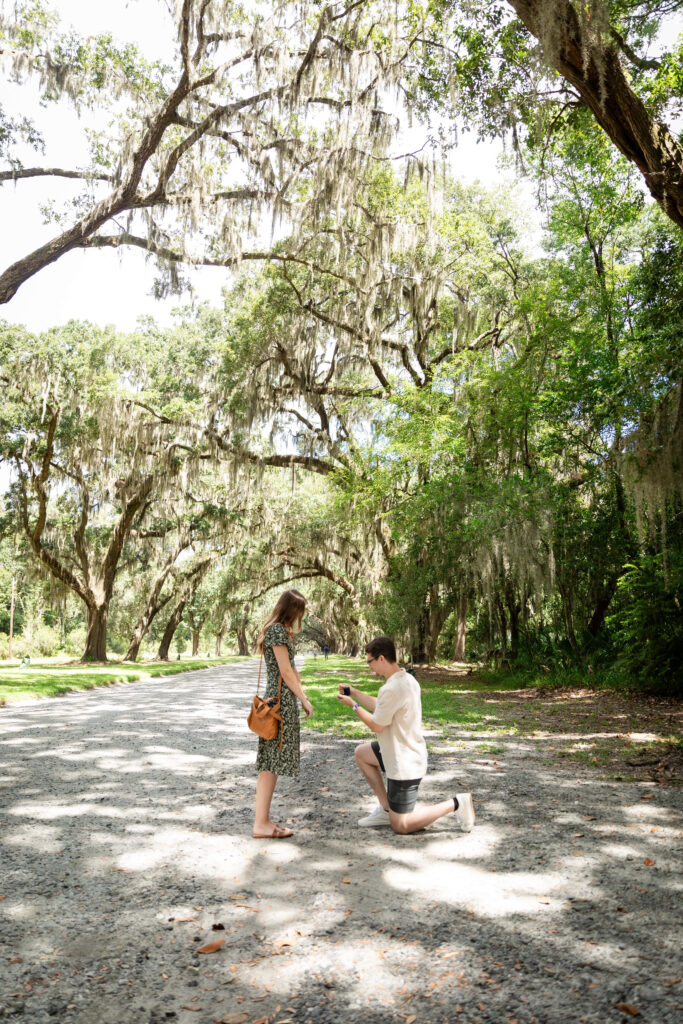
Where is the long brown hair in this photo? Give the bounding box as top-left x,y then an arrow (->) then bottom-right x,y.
257,589 -> 307,653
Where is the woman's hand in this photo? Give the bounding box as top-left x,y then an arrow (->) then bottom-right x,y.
302,697 -> 314,719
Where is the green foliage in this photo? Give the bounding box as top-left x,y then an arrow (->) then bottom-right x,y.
610,548 -> 683,695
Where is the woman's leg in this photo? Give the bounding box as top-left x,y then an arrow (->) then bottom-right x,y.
254,770 -> 278,831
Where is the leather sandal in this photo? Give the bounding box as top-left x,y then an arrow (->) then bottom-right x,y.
252,824 -> 293,839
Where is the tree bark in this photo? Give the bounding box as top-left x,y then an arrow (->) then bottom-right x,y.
215,627 -> 225,657
192,630 -> 200,657
411,605 -> 430,663
453,593 -> 467,661
506,0 -> 683,231
158,599 -> 186,661
83,604 -> 108,662
237,609 -> 250,656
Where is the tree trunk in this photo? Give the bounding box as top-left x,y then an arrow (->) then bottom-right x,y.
586,576 -> 619,640
505,580 -> 521,658
191,630 -> 200,657
215,627 -> 225,657
83,604 -> 108,662
495,595 -> 508,654
558,582 -> 579,652
506,0 -> 683,231
237,611 -> 249,656
158,599 -> 186,661
453,593 -> 467,661
410,603 -> 430,663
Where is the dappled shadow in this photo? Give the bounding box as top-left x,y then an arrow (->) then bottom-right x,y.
1,660 -> 682,1024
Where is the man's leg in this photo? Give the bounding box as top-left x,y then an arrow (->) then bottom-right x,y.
389,798 -> 457,835
354,742 -> 389,809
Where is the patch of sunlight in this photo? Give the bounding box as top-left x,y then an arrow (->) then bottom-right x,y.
382,836 -> 567,917
7,801 -> 112,820
2,823 -> 63,852
623,802 -> 674,822
601,844 -> 642,859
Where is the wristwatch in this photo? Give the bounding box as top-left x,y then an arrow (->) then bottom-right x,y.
352,703 -> 360,710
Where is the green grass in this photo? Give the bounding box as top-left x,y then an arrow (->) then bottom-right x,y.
300,655 -> 489,736
0,656 -> 249,705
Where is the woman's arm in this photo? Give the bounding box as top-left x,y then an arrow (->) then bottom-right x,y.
273,645 -> 313,717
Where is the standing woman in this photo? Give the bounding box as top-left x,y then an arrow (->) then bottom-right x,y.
253,589 -> 313,838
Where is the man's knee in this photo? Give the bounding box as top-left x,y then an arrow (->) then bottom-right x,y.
390,814 -> 411,835
354,742 -> 372,767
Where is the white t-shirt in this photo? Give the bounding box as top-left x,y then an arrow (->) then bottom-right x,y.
371,669 -> 428,781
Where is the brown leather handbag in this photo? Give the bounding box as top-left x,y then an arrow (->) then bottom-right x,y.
247,656 -> 283,749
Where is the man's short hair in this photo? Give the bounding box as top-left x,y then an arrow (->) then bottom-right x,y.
366,636 -> 397,662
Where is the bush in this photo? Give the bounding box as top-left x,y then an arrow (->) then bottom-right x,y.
610,551 -> 683,696
32,624 -> 62,657
0,631 -> 30,659
64,626 -> 87,656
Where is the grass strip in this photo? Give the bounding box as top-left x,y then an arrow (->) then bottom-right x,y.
0,656 -> 249,705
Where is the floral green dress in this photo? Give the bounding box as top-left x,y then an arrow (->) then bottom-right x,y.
255,623 -> 301,777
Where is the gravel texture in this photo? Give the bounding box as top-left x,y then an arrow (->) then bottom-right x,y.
1,659 -> 681,1024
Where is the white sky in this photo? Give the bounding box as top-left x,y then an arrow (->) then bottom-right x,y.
0,0 -> 514,333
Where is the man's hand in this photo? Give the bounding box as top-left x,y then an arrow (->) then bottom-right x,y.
337,685 -> 355,708
302,697 -> 314,718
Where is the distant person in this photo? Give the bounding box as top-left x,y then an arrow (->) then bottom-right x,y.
337,636 -> 474,834
253,589 -> 313,839
323,643 -> 330,659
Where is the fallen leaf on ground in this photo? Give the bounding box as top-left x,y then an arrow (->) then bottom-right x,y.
641,794 -> 655,800
573,833 -> 584,837
341,877 -> 351,884
197,937 -> 226,954
214,1014 -> 249,1024
537,898 -> 550,905
174,916 -> 196,922
180,1007 -> 202,1013
644,858 -> 655,866
405,1016 -> 417,1024
662,978 -> 681,987
615,1003 -> 640,1016
252,1017 -> 268,1024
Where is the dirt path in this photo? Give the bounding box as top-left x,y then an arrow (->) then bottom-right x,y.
1,661 -> 681,1024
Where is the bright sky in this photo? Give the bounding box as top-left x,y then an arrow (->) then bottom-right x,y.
0,0 -> 514,334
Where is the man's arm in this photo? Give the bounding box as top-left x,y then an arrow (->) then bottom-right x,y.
338,684 -> 377,713
337,687 -> 386,733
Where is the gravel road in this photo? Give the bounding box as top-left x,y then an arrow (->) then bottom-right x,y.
1,660 -> 681,1024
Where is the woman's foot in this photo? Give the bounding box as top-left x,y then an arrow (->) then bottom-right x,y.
252,822 -> 293,838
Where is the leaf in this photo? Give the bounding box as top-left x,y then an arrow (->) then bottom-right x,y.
180,1008 -> 202,1013
640,793 -> 655,800
252,1018 -> 268,1024
406,1016 -> 417,1024
341,877 -> 351,883
644,858 -> 655,866
214,1014 -> 249,1024
615,1004 -> 640,1016
197,937 -> 226,954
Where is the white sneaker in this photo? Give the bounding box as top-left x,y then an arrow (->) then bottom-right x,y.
455,793 -> 475,832
358,806 -> 391,827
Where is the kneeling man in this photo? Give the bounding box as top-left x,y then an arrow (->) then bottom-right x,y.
338,636 -> 475,833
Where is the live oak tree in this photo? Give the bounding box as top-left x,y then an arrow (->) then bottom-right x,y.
0,0 -> 419,305
0,321 -> 216,660
418,0 -> 683,231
